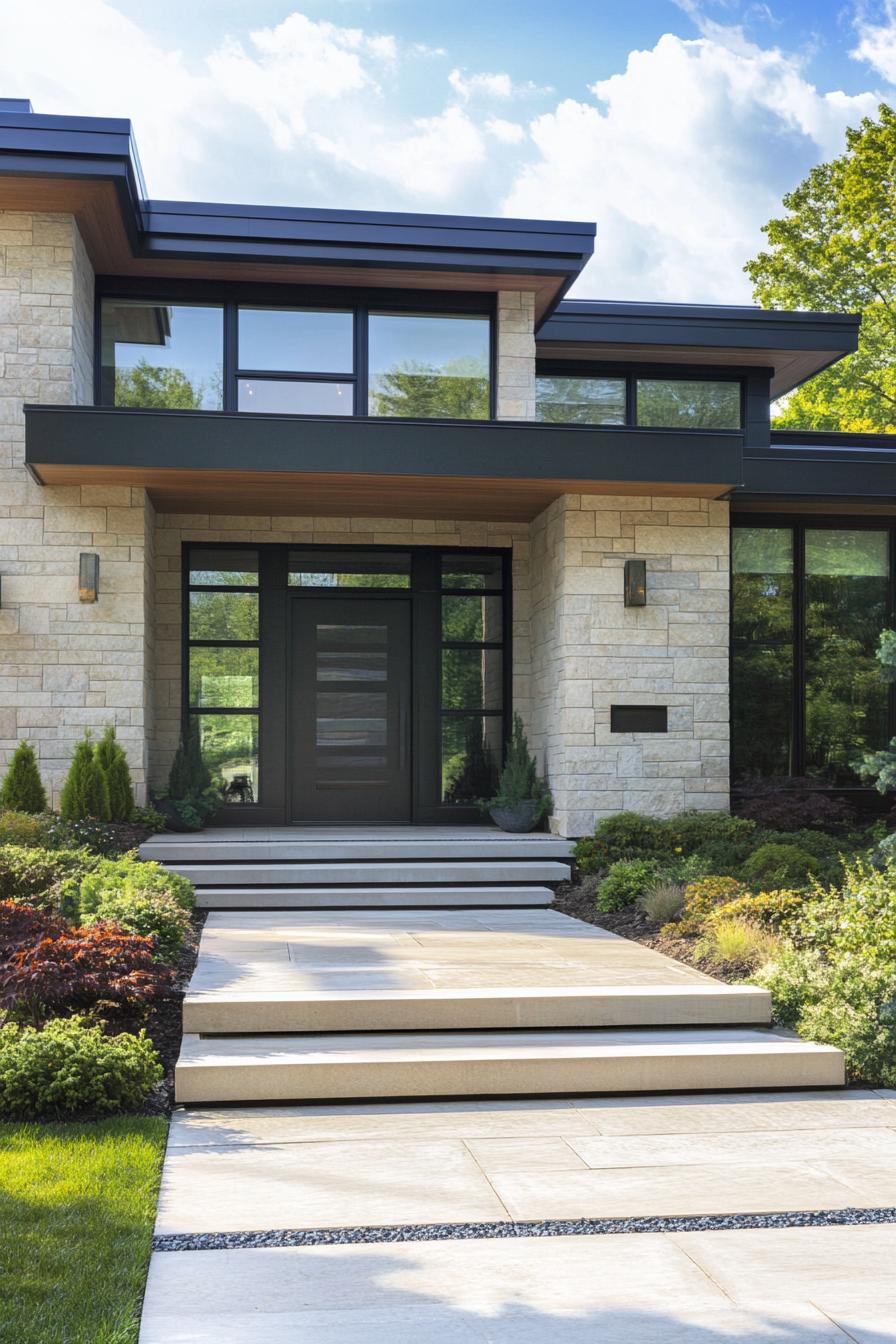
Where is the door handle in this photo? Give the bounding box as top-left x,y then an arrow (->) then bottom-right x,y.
398,686 -> 410,768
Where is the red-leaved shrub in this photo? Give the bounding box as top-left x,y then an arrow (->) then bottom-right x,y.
735,779 -> 855,833
0,900 -> 67,956
0,917 -> 175,1025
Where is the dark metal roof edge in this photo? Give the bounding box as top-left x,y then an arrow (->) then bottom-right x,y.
0,111 -> 594,283
770,429 -> 896,449
553,299 -> 860,328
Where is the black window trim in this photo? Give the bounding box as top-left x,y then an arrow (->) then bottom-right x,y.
95,278 -> 496,421
730,512 -> 896,794
535,360 -> 747,431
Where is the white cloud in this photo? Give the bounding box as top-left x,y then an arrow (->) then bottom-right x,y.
448,69 -> 550,101
502,30 -> 879,301
315,105 -> 487,200
852,1 -> 896,82
485,117 -> 527,144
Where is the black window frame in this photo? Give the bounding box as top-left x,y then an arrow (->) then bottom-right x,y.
535,360 -> 747,431
95,278 -> 496,422
180,541 -> 513,825
730,513 -> 896,793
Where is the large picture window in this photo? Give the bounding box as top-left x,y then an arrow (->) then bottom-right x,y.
732,521 -> 894,787
99,293 -> 492,420
100,300 -> 224,410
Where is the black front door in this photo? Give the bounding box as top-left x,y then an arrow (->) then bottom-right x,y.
289,596 -> 412,822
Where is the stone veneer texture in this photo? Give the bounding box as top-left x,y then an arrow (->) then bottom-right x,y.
529,493 -> 730,836
0,211 -> 154,803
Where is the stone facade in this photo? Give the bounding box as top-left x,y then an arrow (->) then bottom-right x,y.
495,290 -> 536,420
0,211 -> 154,804
529,493 -> 730,835
0,241 -> 731,832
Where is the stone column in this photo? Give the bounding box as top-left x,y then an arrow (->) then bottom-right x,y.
495,290 -> 536,420
529,493 -> 730,835
0,210 -> 154,803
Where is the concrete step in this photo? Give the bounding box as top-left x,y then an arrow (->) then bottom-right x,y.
175,1027 -> 844,1104
183,983 -> 773,1034
193,885 -> 555,910
141,836 -> 575,863
165,860 -> 572,888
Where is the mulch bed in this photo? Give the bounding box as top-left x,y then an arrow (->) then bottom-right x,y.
138,911 -> 205,1116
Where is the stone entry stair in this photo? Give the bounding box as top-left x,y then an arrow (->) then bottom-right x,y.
169,903 -> 845,1104
140,827 -> 573,910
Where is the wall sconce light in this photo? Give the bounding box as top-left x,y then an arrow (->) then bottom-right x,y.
79,553 -> 99,603
624,558 -> 647,607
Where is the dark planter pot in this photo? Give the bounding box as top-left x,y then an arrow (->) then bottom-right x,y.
154,798 -> 200,833
488,800 -> 541,833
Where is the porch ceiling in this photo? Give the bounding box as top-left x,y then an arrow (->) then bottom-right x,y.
27,464 -> 728,521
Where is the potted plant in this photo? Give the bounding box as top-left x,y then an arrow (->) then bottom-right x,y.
482,713 -> 552,833
155,720 -> 222,832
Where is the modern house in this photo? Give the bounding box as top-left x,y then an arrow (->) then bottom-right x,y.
2,98 -> 894,837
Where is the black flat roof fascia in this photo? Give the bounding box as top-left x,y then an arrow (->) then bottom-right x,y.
24,404 -> 742,490
538,299 -> 861,353
0,110 -> 593,283
737,436 -> 896,501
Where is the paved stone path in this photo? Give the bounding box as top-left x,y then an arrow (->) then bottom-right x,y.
140,1088 -> 896,1341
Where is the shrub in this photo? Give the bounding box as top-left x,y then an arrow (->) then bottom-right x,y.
0,844 -> 98,910
666,810 -> 757,856
799,959 -> 896,1087
741,842 -> 817,890
0,811 -> 52,848
0,1016 -> 162,1118
82,889 -> 191,961
95,726 -> 135,823
674,875 -> 747,935
0,742 -> 47,814
637,879 -> 685,924
595,858 -> 659,912
0,901 -> 67,956
736,778 -> 856,832
0,923 -> 175,1025
798,860 -> 896,967
576,813 -> 670,874
751,946 -> 828,1029
706,888 -> 810,936
60,736 -> 111,823
72,856 -> 195,920
696,917 -> 783,970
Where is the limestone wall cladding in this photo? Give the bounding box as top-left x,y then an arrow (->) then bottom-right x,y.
529,493 -> 730,835
150,514 -> 533,792
0,211 -> 154,803
496,291 -> 536,420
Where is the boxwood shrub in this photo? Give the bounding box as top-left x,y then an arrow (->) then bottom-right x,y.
0,1016 -> 162,1119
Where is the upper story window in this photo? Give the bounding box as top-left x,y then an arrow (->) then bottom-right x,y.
367,314 -> 490,419
636,378 -> 741,429
99,296 -> 492,421
535,367 -> 742,430
237,307 -> 355,416
534,375 -> 626,425
100,300 -> 224,410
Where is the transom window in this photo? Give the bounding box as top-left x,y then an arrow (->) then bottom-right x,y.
732,521 -> 894,786
98,295 -> 492,421
536,367 -> 742,429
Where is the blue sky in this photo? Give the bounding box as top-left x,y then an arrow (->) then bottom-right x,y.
2,0 -> 895,302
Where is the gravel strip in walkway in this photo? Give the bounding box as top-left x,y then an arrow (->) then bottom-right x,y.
153,1203 -> 896,1251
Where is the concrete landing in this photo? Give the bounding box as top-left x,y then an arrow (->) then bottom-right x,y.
182,909 -> 770,1033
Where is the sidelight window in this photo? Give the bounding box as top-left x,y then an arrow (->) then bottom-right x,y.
439,554 -> 505,802
186,547 -> 260,805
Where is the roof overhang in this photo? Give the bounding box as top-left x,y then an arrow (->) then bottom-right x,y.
733,429 -> 896,509
537,301 -> 861,398
25,405 -> 740,521
0,108 -> 594,322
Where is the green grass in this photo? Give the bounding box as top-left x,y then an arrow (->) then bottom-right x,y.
0,1117 -> 168,1344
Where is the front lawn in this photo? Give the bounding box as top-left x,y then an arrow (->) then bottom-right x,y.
0,1118 -> 167,1344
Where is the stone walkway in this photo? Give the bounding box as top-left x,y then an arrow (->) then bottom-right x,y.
141,1089 -> 896,1342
